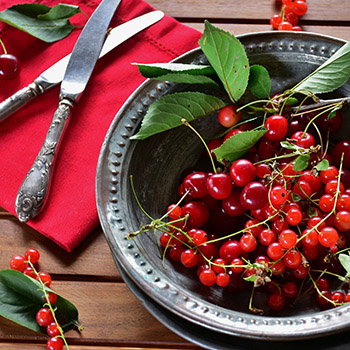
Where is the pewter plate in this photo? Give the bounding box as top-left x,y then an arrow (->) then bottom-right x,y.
96,31 -> 350,341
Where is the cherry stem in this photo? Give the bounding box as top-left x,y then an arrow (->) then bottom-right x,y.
182,119 -> 217,174
0,38 -> 7,54
291,97 -> 349,115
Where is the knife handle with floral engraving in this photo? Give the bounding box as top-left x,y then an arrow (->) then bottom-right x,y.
0,82 -> 45,122
15,99 -> 72,222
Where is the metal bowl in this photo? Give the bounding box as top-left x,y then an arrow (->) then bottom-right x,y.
96,31 -> 350,341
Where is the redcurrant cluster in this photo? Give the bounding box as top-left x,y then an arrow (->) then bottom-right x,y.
158,99 -> 350,313
270,0 -> 308,32
10,249 -> 65,350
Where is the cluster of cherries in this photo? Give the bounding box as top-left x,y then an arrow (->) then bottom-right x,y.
0,38 -> 20,79
159,99 -> 350,313
10,249 -> 65,350
271,0 -> 308,31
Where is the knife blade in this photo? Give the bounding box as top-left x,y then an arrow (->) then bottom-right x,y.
15,0 -> 121,223
0,10 -> 164,122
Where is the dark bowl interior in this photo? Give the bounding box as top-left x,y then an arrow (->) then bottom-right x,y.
96,31 -> 350,341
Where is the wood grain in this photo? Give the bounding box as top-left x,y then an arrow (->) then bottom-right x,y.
0,281 -> 192,346
148,0 -> 350,22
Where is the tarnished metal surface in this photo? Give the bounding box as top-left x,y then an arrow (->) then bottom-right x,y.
96,31 -> 350,341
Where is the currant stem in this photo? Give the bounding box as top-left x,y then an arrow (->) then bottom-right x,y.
26,260 -> 70,350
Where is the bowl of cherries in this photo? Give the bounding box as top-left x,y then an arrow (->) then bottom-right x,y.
96,28 -> 350,341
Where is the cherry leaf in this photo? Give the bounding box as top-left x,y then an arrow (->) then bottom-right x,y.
213,128 -> 267,163
0,269 -> 78,333
135,62 -> 215,78
248,65 -> 271,98
144,73 -> 219,89
131,92 -> 225,140
199,21 -> 249,103
0,3 -> 81,43
293,42 -> 350,94
315,159 -> 329,171
293,154 -> 310,171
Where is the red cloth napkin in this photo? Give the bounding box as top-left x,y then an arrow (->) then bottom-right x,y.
0,0 -> 201,251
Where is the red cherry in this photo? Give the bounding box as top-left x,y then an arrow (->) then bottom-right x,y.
240,182 -> 268,210
0,53 -> 20,79
217,105 -> 242,128
291,131 -> 315,149
206,173 -> 233,200
230,159 -> 256,187
264,115 -> 288,141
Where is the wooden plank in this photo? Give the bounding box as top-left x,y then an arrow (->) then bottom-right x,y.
186,23 -> 350,42
148,0 -> 350,22
0,281 -> 192,346
0,216 -> 120,279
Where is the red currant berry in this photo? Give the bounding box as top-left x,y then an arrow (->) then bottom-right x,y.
270,14 -> 282,29
37,272 -> 52,287
269,185 -> 288,207
167,204 -> 182,219
23,266 -> 36,279
206,173 -> 233,200
283,249 -> 302,269
282,281 -> 298,299
316,290 -> 332,306
46,322 -> 61,337
293,264 -> 308,279
299,171 -> 322,194
267,242 -> 284,260
267,293 -> 285,311
191,229 -> 208,245
24,248 -> 40,264
199,269 -> 216,286
10,255 -> 26,272
325,179 -> 344,195
319,194 -> 335,212
239,234 -> 257,252
293,179 -> 312,198
217,105 -> 242,128
316,278 -> 329,291
265,115 -> 288,141
320,166 -> 339,184
46,337 -> 63,350
216,272 -> 230,287
286,207 -> 302,225
270,260 -> 286,275
291,0 -> 308,15
169,245 -> 185,261
279,229 -> 297,249
301,228 -> 319,248
212,258 -> 227,274
278,21 -> 293,31
219,240 -> 243,261
244,218 -> 262,237
36,307 -> 54,326
259,229 -> 277,246
230,159 -> 256,187
45,292 -> 58,305
335,211 -> 350,232
319,227 -> 339,248
180,249 -> 198,268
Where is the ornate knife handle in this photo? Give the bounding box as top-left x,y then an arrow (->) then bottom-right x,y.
15,99 -> 73,222
0,82 -> 44,122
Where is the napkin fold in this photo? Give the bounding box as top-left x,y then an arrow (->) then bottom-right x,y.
0,0 -> 201,251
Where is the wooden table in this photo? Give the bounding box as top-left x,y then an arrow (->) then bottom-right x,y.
0,0 -> 349,349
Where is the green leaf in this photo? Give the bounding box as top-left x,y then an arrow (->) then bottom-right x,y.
248,65 -> 271,98
37,4 -> 80,20
243,275 -> 257,283
0,270 -> 78,333
315,159 -> 329,171
0,4 -> 80,42
199,21 -> 249,103
293,154 -> 310,171
293,42 -> 350,94
284,96 -> 299,106
131,92 -> 225,140
135,63 -> 215,78
148,73 -> 219,88
339,254 -> 350,277
307,206 -> 318,218
213,128 -> 267,162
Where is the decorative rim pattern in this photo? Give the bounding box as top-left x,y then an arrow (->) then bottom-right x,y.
96,31 -> 350,340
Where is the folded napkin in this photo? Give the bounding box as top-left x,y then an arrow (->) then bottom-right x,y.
0,0 -> 201,251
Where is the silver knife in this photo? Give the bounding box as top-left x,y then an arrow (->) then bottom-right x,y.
15,0 -> 122,223
0,10 -> 164,122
